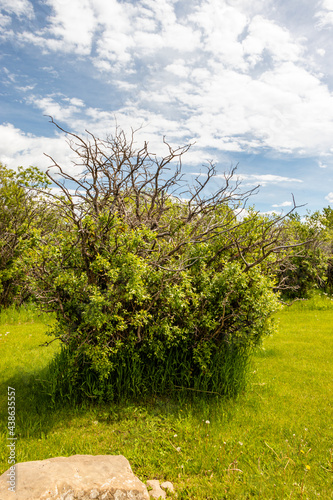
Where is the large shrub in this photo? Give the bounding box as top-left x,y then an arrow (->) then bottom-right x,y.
29,122 -> 292,400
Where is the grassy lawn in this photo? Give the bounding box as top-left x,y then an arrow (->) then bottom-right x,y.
0,299 -> 332,499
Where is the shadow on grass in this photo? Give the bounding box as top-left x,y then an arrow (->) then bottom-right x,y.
0,371 -> 76,440
0,346 -> 250,441
0,375 -> 223,443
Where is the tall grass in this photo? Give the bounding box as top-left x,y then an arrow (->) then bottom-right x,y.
40,343 -> 251,406
0,301 -> 54,325
285,291 -> 333,311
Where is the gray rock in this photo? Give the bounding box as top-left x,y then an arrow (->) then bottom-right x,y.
160,482 -> 174,494
146,480 -> 166,499
0,455 -> 150,500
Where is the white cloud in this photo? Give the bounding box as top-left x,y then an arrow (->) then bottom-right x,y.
228,0 -> 272,15
7,1 -> 193,68
64,97 -> 85,108
2,0 -> 333,165
42,66 -> 59,78
17,31 -> 68,53
272,201 -> 293,207
15,0 -> 133,61
315,0 -> 333,28
15,84 -> 36,92
43,0 -> 96,55
25,47 -> 333,159
92,59 -> 113,73
165,60 -> 190,78
128,54 -> 333,155
190,171 -> 303,187
325,192 -> 333,203
95,31 -> 134,65
0,12 -> 11,28
159,22 -> 200,52
26,95 -> 86,122
190,1 -> 248,70
113,80 -> 137,91
235,173 -> 303,186
2,67 -> 16,83
0,0 -> 34,19
0,123 -> 70,171
242,15 -> 303,65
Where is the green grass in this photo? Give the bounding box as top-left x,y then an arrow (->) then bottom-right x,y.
0,302 -> 53,326
0,299 -> 333,499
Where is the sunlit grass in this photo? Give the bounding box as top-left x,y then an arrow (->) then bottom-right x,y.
0,297 -> 332,498
0,302 -> 54,326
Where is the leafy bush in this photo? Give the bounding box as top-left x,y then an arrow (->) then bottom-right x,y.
27,122 -> 290,400
276,212 -> 330,299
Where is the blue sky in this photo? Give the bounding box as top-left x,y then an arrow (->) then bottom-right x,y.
1,0 -> 333,214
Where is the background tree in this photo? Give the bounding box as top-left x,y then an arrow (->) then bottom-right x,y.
320,206 -> 333,292
0,164 -> 51,307
275,211 -> 330,298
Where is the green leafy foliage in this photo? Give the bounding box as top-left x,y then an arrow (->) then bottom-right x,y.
25,124 -> 285,400
276,211 -> 332,298
0,164 -> 51,307
8,124 -> 326,400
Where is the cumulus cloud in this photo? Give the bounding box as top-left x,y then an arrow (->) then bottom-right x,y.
46,0 -> 96,54
0,123 -> 70,171
25,94 -> 87,123
129,55 -> 333,155
242,15 -> 303,65
165,60 -> 191,78
0,0 -> 34,19
1,0 -> 333,166
189,1 -> 248,70
315,0 -> 333,28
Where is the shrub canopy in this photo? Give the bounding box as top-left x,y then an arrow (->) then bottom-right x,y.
6,121 -> 312,398
25,123 -> 291,396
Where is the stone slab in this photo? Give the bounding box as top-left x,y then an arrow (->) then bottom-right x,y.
0,455 -> 150,500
